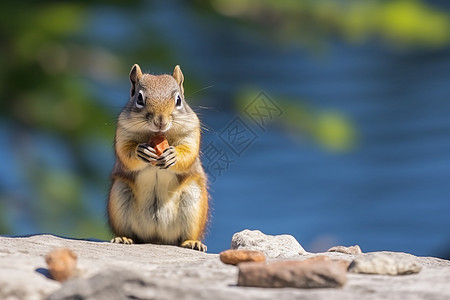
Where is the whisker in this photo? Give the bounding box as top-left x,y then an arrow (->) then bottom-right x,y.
187,85 -> 215,97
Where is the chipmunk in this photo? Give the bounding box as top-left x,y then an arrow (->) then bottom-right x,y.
107,64 -> 209,251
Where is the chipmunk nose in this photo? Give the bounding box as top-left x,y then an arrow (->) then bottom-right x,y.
154,115 -> 168,130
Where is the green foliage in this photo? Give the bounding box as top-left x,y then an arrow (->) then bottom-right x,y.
0,200 -> 10,234
235,88 -> 356,152
199,0 -> 450,49
0,2 -> 120,238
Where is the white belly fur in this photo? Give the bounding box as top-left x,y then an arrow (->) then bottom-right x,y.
130,166 -> 201,243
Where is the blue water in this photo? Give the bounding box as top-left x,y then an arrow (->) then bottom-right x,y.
1,1 -> 449,257
169,5 -> 450,255
163,3 -> 450,255
201,105 -> 450,256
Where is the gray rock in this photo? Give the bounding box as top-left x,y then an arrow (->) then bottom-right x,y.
328,245 -> 362,255
348,252 -> 422,275
1,234 -> 450,300
231,229 -> 306,257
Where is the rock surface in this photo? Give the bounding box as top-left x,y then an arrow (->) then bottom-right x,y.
231,229 -> 306,257
0,234 -> 449,299
348,252 -> 422,275
237,256 -> 348,288
220,249 -> 265,265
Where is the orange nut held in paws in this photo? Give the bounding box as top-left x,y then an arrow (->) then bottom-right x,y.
149,135 -> 170,156
220,249 -> 266,266
45,248 -> 78,282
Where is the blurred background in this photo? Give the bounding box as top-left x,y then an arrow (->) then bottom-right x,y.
1,0 -> 449,257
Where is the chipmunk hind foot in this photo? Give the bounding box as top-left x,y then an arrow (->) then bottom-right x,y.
111,236 -> 135,244
181,240 -> 207,252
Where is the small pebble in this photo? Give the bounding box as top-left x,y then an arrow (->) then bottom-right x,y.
45,248 -> 78,282
220,249 -> 265,265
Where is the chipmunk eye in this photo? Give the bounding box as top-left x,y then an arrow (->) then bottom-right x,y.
136,91 -> 144,109
175,93 -> 182,109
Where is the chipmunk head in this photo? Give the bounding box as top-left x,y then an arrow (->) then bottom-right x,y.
121,64 -> 194,134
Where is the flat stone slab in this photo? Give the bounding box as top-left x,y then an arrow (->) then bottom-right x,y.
237,256 -> 348,288
1,234 -> 450,299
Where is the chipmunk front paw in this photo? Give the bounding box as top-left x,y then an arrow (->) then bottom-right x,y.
155,146 -> 177,169
111,237 -> 134,244
181,240 -> 207,252
136,143 -> 158,164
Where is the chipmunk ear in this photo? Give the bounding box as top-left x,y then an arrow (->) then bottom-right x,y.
173,65 -> 184,95
129,64 -> 143,97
